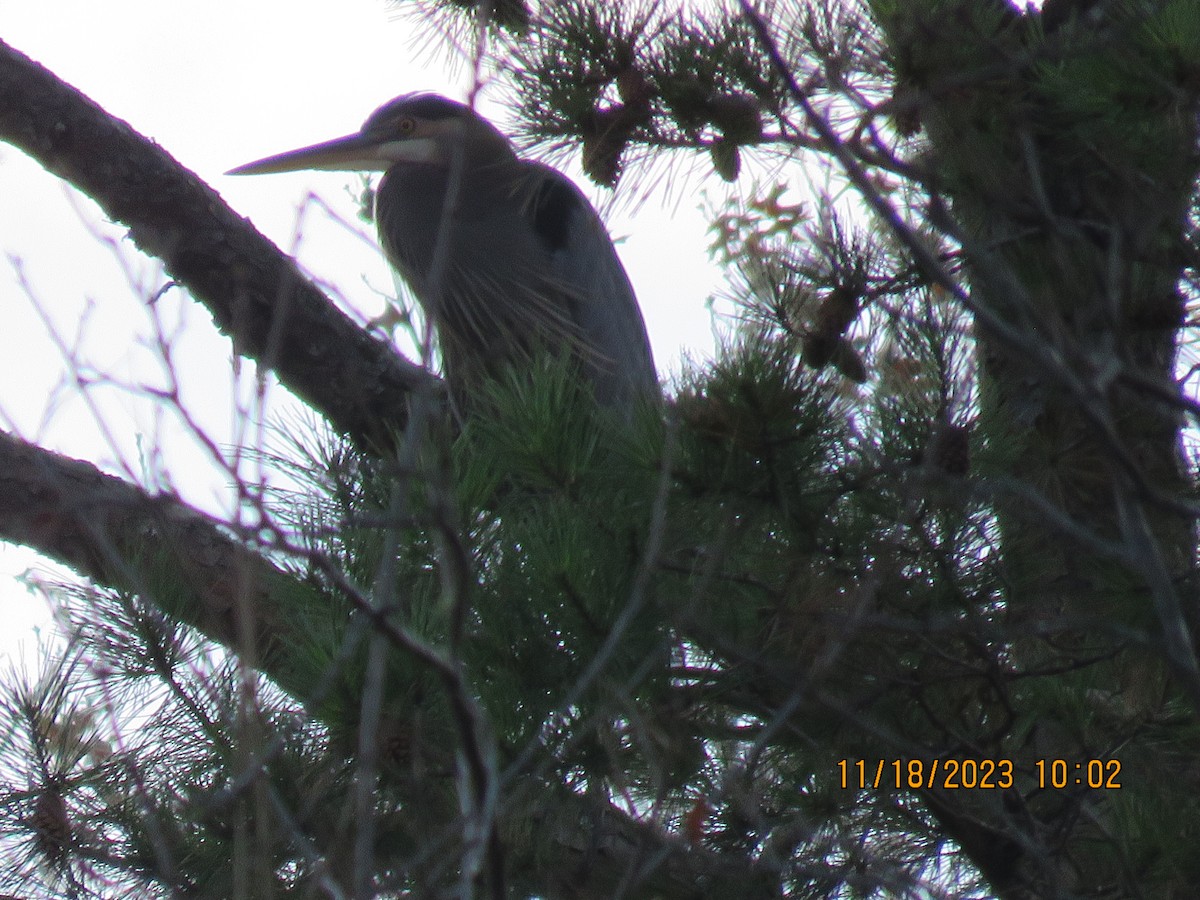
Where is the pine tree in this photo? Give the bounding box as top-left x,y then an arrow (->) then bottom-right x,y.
1,1 -> 1200,896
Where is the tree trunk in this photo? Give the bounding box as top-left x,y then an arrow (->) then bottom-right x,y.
874,2 -> 1200,895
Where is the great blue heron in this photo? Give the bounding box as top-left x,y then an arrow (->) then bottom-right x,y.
228,93 -> 658,416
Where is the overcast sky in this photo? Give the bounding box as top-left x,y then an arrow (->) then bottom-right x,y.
0,0 -> 730,658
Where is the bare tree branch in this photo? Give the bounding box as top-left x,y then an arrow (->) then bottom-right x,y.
0,38 -> 441,453
0,430 -> 291,667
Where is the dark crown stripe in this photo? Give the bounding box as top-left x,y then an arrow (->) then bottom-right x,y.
367,93 -> 467,128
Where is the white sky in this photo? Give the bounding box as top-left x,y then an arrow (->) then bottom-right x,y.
0,0 -> 729,656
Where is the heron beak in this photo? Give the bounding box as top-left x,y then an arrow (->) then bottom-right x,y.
227,131 -> 439,176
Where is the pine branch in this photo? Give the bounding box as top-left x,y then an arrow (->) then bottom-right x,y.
0,429 -> 777,897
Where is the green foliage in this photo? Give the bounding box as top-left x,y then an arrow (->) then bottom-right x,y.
395,0 -> 530,35
8,0 -> 1200,897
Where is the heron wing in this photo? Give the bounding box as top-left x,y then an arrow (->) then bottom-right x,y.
375,156 -> 657,408
515,160 -> 658,406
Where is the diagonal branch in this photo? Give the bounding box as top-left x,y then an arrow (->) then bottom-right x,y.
0,430 -> 293,670
0,38 -> 441,453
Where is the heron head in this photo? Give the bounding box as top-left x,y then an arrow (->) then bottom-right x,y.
227,93 -> 512,176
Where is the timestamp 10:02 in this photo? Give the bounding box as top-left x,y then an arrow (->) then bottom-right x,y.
836,758 -> 1122,790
